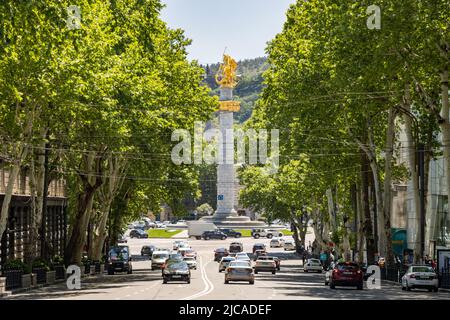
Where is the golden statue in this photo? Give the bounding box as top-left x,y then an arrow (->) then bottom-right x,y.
215,54 -> 238,88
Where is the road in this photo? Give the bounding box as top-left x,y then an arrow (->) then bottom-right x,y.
5,236 -> 450,300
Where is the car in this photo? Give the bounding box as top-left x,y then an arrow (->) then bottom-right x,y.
162,220 -> 171,225
258,256 -> 281,271
168,252 -> 184,261
329,262 -> 364,290
219,228 -> 242,238
162,260 -> 191,284
251,228 -> 283,239
324,262 -> 336,285
202,230 -> 227,240
177,220 -> 187,224
401,265 -> 439,292
129,229 -> 149,239
151,251 -> 170,270
235,253 -> 251,263
173,240 -> 186,250
214,248 -> 229,262
283,240 -> 295,251
141,245 -> 156,256
254,249 -> 267,261
107,246 -> 133,275
219,256 -> 236,272
270,238 -> 285,248
304,258 -> 323,273
229,242 -> 244,253
252,243 -> 266,254
254,257 -> 277,274
225,261 -> 255,284
182,249 -> 197,259
117,235 -> 128,243
183,257 -> 198,270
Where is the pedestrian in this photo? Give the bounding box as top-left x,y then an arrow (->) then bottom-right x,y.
302,252 -> 306,266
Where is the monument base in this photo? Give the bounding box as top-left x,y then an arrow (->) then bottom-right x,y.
200,214 -> 266,228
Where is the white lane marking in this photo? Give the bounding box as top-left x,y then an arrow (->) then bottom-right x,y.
180,255 -> 214,300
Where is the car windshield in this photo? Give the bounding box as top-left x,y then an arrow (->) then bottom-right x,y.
166,262 -> 188,271
216,248 -> 227,252
412,266 -> 435,273
184,257 -> 195,261
222,257 -> 235,262
337,264 -> 358,270
153,254 -> 168,259
309,259 -> 321,264
109,248 -> 129,260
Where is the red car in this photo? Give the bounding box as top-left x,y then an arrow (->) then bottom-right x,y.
329,262 -> 363,290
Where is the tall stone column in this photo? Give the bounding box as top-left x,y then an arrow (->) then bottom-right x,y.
215,87 -> 237,217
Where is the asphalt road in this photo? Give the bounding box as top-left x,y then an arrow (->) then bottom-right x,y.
5,236 -> 450,300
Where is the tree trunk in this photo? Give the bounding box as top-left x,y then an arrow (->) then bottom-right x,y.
361,152 -> 376,265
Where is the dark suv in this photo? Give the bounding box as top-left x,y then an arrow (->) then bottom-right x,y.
214,248 -> 229,262
202,230 -> 227,240
219,228 -> 242,238
107,246 -> 133,275
130,229 -> 148,239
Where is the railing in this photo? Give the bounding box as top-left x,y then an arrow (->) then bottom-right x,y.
32,267 -> 47,284
380,266 -> 407,283
439,269 -> 450,289
2,270 -> 23,290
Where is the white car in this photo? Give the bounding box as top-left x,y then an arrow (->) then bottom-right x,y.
235,253 -> 251,263
183,257 -> 197,270
173,240 -> 185,250
304,258 -> 323,273
401,265 -> 439,292
283,240 -> 295,251
151,251 -> 169,270
270,238 -> 285,248
162,220 -> 171,225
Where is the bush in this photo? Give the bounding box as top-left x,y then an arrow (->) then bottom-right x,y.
32,258 -> 51,272
52,255 -> 64,266
3,259 -> 31,274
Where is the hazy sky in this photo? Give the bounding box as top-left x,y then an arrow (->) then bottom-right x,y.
160,0 -> 295,64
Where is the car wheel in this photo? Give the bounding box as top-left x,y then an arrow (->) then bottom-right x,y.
250,281 -> 254,285
255,270 -> 258,274
205,236 -> 210,240
428,288 -> 433,292
221,236 -> 226,240
357,283 -> 363,290
219,269 -> 222,273
401,284 -> 406,291
254,234 -> 260,239
267,234 -> 273,239
163,279 -> 167,284
187,279 -> 191,284
108,270 -> 114,275
235,234 -> 241,238
225,280 -> 229,284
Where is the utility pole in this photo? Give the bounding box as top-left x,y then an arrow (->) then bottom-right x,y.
418,143 -> 426,262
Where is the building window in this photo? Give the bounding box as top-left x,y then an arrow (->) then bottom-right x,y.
436,195 -> 450,246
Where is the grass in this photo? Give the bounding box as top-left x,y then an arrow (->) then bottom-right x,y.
147,229 -> 182,238
237,229 -> 293,237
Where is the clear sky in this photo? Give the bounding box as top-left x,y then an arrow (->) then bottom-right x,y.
160,0 -> 295,64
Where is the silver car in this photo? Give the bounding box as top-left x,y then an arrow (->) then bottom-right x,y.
219,256 -> 236,272
401,265 -> 439,292
225,261 -> 255,284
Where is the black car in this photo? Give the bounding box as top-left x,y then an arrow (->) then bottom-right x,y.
214,248 -> 229,262
130,229 -> 148,239
141,245 -> 156,256
219,228 -> 242,238
202,230 -> 227,240
162,260 -> 191,284
229,242 -> 244,253
107,246 -> 132,275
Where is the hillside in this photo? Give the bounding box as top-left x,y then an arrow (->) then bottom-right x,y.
202,57 -> 268,123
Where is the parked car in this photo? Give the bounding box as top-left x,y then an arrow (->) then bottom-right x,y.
235,253 -> 251,263
162,260 -> 191,284
151,251 -> 169,270
252,243 -> 266,254
202,230 -> 227,240
141,245 -> 156,256
225,261 -> 255,285
219,228 -> 242,238
214,248 -> 229,262
283,240 -> 296,251
107,246 -> 132,275
329,262 -> 364,290
130,229 -> 148,239
258,256 -> 281,271
304,258 -> 323,273
251,228 -> 283,239
401,265 -> 439,292
183,257 -> 198,270
219,256 -> 236,272
270,238 -> 285,248
229,242 -> 244,253
254,258 -> 277,274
